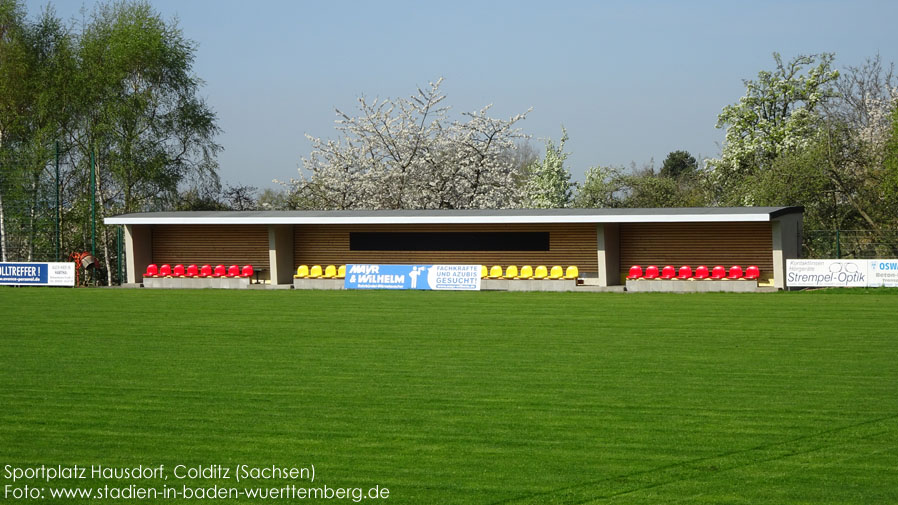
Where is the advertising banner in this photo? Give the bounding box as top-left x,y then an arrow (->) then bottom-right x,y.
0,262 -> 75,287
786,259 -> 898,288
344,264 -> 481,290
868,260 -> 898,287
786,259 -> 868,287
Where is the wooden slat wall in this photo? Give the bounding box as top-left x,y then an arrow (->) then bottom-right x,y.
151,225 -> 270,268
619,222 -> 773,278
293,224 -> 599,272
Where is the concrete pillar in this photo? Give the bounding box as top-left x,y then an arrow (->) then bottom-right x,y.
596,223 -> 621,286
268,225 -> 295,285
125,224 -> 153,283
771,214 -> 802,289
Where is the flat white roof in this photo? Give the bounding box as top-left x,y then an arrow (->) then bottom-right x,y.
105,207 -> 802,225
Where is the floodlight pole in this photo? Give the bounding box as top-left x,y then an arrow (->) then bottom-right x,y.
90,148 -> 96,259
90,148 -> 96,286
55,140 -> 60,261
836,230 -> 842,259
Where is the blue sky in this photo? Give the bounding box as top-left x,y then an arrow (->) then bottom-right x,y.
25,0 -> 898,188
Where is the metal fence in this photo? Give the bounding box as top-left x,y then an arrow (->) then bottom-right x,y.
803,230 -> 898,259
1,168 -> 127,286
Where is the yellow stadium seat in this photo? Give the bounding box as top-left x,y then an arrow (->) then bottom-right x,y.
309,265 -> 323,278
337,265 -> 346,278
481,265 -> 488,278
294,265 -> 309,278
564,265 -> 579,279
534,265 -> 548,279
488,265 -> 503,278
323,265 -> 337,278
549,265 -> 564,279
519,265 -> 533,279
504,265 -> 519,279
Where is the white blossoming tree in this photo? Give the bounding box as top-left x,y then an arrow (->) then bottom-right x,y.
826,55 -> 898,170
708,53 -> 839,204
820,56 -> 898,235
524,128 -> 575,208
287,79 -> 531,210
709,52 -> 898,254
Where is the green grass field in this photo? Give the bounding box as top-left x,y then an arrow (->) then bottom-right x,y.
1,288 -> 897,504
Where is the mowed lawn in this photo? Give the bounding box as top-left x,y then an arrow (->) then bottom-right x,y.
1,288 -> 897,504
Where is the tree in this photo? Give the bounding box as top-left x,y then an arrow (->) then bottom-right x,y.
524,128 -> 574,208
883,106 -> 898,217
747,138 -> 836,227
573,159 -> 709,209
20,7 -> 75,261
222,184 -> 258,210
176,186 -> 227,211
0,0 -> 221,284
175,183 -> 260,211
289,78 -> 531,210
572,166 -> 621,208
73,0 -> 220,213
70,1 -> 221,283
709,51 -> 898,257
659,150 -> 697,180
709,53 -> 839,204
825,54 -> 896,148
0,0 -> 29,261
818,55 -> 898,234
257,187 -> 290,210
0,1 -> 74,262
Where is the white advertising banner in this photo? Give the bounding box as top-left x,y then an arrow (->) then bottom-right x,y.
786,259 -> 898,288
868,260 -> 898,287
0,262 -> 75,286
786,259 -> 868,287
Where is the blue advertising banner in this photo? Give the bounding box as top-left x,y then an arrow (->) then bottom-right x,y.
0,262 -> 75,286
344,264 -> 481,290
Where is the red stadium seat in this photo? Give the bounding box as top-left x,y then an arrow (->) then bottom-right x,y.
627,265 -> 643,280
241,265 -> 254,278
227,264 -> 240,277
143,264 -> 158,278
172,264 -> 186,277
159,264 -> 172,277
660,265 -> 676,280
199,264 -> 212,278
727,265 -> 744,280
677,265 -> 693,280
186,264 -> 199,277
693,265 -> 710,280
745,265 -> 760,280
644,265 -> 660,280
710,265 -> 726,280
213,264 -> 226,277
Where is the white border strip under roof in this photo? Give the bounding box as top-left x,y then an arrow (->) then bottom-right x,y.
105,213 -> 776,225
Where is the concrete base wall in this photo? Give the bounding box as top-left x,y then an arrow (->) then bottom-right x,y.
291,278 -> 606,292
625,279 -> 760,293
143,277 -> 768,293
143,277 -> 251,289
482,279 -> 579,292
293,278 -> 345,290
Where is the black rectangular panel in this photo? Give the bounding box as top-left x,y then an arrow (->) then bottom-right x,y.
349,232 -> 550,251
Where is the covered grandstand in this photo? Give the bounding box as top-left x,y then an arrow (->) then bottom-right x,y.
105,207 -> 802,290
